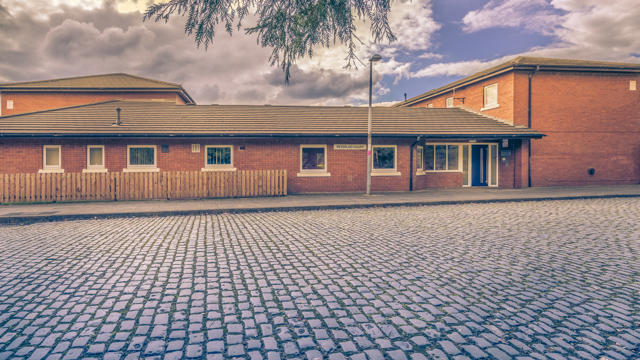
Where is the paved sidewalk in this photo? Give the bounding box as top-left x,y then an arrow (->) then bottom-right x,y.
1,185 -> 639,223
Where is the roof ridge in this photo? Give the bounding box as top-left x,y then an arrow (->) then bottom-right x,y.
0,73 -> 181,88
0,100 -> 122,119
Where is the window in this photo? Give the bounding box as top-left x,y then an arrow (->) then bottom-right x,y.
423,144 -> 460,172
416,146 -> 423,171
203,145 -> 234,171
483,83 -> 498,109
445,97 -> 454,108
427,103 -> 434,108
42,145 -> 62,171
126,145 -> 157,171
299,145 -> 329,176
372,145 -> 397,172
6,100 -> 13,110
631,80 -> 637,91
85,145 -> 105,172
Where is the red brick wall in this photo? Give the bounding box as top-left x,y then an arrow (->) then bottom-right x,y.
414,172 -> 462,189
0,91 -> 186,116
410,69 -> 640,187
527,71 -> 640,186
409,72 -> 516,124
0,137 -> 418,193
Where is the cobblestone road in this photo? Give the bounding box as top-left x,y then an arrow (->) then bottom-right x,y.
1,198 -> 639,360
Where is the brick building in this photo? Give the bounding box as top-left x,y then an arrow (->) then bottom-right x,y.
0,73 -> 194,116
397,57 -> 640,186
0,100 -> 542,193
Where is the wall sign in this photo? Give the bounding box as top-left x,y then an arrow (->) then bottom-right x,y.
334,144 -> 366,150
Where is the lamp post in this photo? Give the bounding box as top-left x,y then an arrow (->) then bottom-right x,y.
366,54 -> 382,196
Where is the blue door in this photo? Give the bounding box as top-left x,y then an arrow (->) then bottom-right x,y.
471,145 -> 488,186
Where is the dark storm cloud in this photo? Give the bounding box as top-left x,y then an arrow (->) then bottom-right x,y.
265,65 -> 369,101
0,0 -> 373,105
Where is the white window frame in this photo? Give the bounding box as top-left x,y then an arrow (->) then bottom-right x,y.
298,144 -> 330,177
423,143 -> 462,173
124,145 -> 159,172
372,145 -> 400,176
416,145 -> 424,175
202,145 -> 236,172
83,145 -> 107,173
445,97 -> 454,108
40,145 -> 64,173
427,103 -> 434,108
482,83 -> 499,110
6,99 -> 13,110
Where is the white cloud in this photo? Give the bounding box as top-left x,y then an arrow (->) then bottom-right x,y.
462,0 -> 561,34
411,0 -> 640,81
0,0 -> 441,105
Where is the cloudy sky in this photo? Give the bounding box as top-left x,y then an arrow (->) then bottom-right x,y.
1,0 -> 639,105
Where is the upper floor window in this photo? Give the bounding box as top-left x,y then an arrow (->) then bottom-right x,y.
483,84 -> 498,110
427,103 -> 434,108
445,97 -> 454,108
6,100 -> 14,110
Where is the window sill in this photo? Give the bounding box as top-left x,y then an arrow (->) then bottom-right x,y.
83,168 -> 108,173
423,170 -> 463,173
297,171 -> 331,177
481,104 -> 499,111
201,167 -> 237,172
123,167 -> 160,173
416,170 -> 426,176
39,169 -> 64,174
371,171 -> 401,177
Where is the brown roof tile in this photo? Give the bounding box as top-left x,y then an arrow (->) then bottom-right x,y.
0,100 -> 543,138
0,73 -> 195,103
397,56 -> 640,107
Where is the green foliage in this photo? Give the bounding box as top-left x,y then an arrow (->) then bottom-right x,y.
144,0 -> 396,82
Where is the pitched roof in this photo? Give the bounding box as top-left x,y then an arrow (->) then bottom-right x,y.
0,100 -> 543,139
0,73 -> 195,103
397,56 -> 640,107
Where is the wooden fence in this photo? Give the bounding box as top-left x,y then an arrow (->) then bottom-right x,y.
0,170 -> 287,203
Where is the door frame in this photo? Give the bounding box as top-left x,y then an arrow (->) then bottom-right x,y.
463,143 -> 499,188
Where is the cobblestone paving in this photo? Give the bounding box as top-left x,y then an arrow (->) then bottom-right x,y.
1,198 -> 639,360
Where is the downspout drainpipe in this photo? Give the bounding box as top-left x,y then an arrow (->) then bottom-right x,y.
527,66 -> 539,187
409,136 -> 421,191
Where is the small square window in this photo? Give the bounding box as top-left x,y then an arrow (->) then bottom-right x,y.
43,145 -> 61,169
373,146 -> 396,171
445,97 -> 454,108
301,146 -> 326,171
483,84 -> 498,108
87,145 -> 104,168
128,146 -> 156,167
206,146 -> 233,167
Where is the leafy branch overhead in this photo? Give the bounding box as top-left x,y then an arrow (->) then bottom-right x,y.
143,0 -> 396,82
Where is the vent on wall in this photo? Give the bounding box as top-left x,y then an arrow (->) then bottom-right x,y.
192,144 -> 201,153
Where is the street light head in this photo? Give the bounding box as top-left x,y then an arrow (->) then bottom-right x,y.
369,54 -> 382,62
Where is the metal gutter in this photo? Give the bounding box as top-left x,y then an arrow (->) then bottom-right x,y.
0,132 -> 545,139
